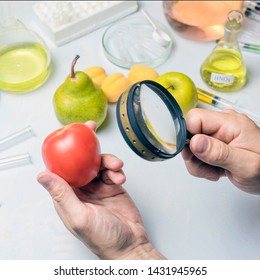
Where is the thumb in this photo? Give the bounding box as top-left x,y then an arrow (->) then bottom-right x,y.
85,120 -> 97,131
189,134 -> 238,172
37,171 -> 83,217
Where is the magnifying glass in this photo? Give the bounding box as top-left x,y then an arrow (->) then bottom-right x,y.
116,80 -> 192,161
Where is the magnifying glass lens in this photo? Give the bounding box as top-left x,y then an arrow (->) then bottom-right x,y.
116,80 -> 188,161
133,84 -> 179,154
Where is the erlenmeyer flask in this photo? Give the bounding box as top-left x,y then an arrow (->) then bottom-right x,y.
0,2 -> 51,93
200,10 -> 247,92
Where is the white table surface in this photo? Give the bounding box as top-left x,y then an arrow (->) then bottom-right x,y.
0,1 -> 260,260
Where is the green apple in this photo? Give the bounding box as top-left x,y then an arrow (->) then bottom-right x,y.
156,72 -> 198,117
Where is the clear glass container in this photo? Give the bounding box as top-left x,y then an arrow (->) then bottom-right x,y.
162,0 -> 244,42
200,10 -> 247,92
0,2 -> 51,93
102,13 -> 173,69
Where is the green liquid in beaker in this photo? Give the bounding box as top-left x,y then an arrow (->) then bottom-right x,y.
0,42 -> 50,93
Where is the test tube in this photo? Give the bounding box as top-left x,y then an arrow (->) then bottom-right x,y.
0,153 -> 32,170
197,88 -> 260,126
0,125 -> 35,151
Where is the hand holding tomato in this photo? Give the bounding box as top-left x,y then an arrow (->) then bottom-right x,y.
38,121 -> 166,259
37,152 -> 165,260
41,122 -> 101,188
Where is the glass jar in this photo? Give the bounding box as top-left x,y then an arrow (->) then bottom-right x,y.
162,0 -> 244,42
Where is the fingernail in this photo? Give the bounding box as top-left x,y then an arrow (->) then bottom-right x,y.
195,136 -> 209,154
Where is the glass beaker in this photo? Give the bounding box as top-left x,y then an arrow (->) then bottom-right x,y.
162,1 -> 244,42
0,2 -> 51,93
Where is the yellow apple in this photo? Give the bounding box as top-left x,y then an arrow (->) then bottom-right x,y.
156,72 -> 198,117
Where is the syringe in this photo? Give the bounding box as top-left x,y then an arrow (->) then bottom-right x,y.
239,41 -> 260,54
197,88 -> 260,126
243,6 -> 260,22
244,1 -> 260,12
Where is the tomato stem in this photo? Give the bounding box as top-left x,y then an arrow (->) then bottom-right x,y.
71,55 -> 80,79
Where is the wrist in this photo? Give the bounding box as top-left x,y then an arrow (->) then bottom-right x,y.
114,242 -> 167,260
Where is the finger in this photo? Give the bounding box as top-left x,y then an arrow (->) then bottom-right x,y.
189,134 -> 257,177
181,146 -> 193,161
182,149 -> 225,181
85,120 -> 97,131
101,169 -> 126,185
100,154 -> 124,171
190,134 -> 231,168
185,108 -> 240,142
37,171 -> 84,217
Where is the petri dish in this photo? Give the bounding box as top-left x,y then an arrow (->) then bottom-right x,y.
102,13 -> 173,69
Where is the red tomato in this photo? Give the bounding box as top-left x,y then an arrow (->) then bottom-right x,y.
42,123 -> 101,188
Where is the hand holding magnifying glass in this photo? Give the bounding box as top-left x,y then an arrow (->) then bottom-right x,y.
116,80 -> 191,161
116,80 -> 260,161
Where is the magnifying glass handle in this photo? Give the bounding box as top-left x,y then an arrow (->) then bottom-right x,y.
185,131 -> 193,145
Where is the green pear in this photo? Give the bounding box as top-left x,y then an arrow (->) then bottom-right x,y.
53,55 -> 108,129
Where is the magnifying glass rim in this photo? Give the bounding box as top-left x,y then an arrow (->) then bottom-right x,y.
116,80 -> 187,161
129,80 -> 187,156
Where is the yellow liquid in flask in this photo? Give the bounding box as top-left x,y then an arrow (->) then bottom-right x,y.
0,42 -> 50,93
200,48 -> 247,92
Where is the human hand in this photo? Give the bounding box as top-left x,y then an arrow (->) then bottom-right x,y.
37,121 -> 165,260
182,108 -> 260,194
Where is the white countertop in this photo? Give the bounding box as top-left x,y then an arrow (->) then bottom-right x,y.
0,1 -> 260,260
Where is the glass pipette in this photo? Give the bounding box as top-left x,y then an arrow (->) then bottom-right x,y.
197,88 -> 260,126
